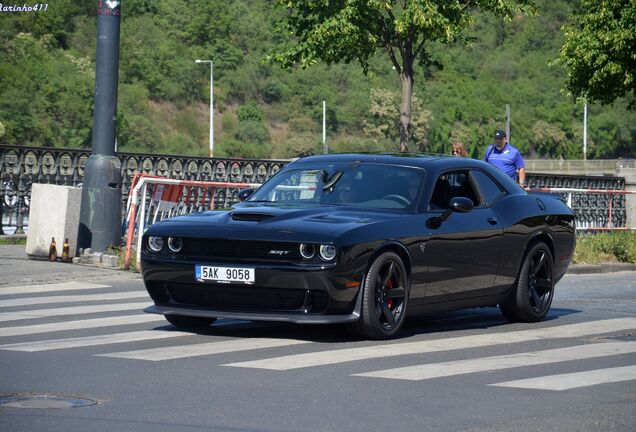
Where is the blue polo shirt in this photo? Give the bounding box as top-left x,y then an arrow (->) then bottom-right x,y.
484,143 -> 525,180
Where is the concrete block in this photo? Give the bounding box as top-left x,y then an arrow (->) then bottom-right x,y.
100,254 -> 119,268
617,168 -> 636,229
25,184 -> 82,260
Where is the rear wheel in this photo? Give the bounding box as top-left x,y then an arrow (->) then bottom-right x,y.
164,314 -> 216,328
348,252 -> 408,339
500,241 -> 554,322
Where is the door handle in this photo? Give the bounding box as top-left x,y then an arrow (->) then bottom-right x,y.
487,217 -> 498,225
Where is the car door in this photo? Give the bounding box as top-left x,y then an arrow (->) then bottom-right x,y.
417,170 -> 504,302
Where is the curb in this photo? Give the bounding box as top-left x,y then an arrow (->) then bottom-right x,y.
567,263 -> 636,274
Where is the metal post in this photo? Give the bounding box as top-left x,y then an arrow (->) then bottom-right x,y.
78,0 -> 123,252
323,100 -> 327,154
505,104 -> 511,142
195,59 -> 214,157
583,101 -> 588,161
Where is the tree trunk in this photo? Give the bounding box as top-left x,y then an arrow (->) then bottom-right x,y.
399,71 -> 413,153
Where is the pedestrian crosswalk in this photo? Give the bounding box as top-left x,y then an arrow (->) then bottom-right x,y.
1,280 -> 636,391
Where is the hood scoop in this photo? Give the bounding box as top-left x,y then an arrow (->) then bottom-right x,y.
230,212 -> 276,222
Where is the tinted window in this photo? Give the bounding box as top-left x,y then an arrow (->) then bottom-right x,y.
428,171 -> 480,210
249,165 -> 425,210
472,170 -> 506,206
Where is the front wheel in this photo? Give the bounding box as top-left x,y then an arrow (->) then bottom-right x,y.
347,252 -> 409,339
500,241 -> 554,322
165,314 -> 216,328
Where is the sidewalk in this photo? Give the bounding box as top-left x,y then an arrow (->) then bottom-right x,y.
0,245 -> 140,287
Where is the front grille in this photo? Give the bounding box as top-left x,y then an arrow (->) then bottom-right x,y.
165,282 -> 328,313
183,239 -> 301,260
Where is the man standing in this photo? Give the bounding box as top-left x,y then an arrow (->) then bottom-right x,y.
484,129 -> 526,187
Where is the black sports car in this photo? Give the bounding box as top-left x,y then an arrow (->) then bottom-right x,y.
141,153 -> 575,339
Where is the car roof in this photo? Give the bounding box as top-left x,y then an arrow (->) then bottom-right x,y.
290,152 -> 484,169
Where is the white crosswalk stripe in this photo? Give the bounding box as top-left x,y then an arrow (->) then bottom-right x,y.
97,338 -> 312,361
0,282 -> 111,296
0,302 -> 150,322
223,317 -> 636,370
0,291 -> 147,307
489,365 -> 636,390
0,330 -> 192,352
1,280 -> 633,392
0,314 -> 164,337
352,342 -> 636,380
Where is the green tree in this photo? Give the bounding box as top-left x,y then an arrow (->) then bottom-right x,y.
271,0 -> 535,152
557,0 -> 636,107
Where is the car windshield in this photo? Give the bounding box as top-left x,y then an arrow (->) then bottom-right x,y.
248,164 -> 426,210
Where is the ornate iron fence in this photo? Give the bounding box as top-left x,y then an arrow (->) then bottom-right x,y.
0,145 -> 628,235
0,145 -> 287,235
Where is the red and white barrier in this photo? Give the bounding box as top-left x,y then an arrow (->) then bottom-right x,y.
123,174 -> 260,269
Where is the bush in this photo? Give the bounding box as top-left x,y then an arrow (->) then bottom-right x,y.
573,232 -> 636,264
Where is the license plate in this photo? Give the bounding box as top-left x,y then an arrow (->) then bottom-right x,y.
195,265 -> 255,284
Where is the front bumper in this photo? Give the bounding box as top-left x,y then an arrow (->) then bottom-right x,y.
141,256 -> 363,323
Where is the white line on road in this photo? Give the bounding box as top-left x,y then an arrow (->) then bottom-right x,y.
0,282 -> 111,296
352,342 -> 636,381
0,330 -> 193,352
0,302 -> 151,322
489,364 -> 636,390
98,338 -> 312,361
223,318 -> 636,370
0,314 -> 165,337
0,291 -> 147,308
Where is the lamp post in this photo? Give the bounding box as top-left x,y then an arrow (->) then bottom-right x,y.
195,59 -> 214,157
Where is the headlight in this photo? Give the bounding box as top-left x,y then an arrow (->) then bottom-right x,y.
147,236 -> 164,253
299,243 -> 315,260
319,244 -> 337,261
168,237 -> 183,253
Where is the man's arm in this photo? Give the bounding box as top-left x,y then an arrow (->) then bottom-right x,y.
517,167 -> 526,187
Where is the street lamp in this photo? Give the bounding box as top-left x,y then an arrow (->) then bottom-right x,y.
195,59 -> 214,157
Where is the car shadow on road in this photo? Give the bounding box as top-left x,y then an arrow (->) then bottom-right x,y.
149,307 -> 581,344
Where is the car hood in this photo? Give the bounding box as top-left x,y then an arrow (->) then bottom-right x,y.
145,203 -> 406,243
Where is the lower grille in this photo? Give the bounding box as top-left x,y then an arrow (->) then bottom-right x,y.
165,282 -> 328,313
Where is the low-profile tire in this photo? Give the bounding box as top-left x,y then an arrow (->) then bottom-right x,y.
164,314 -> 216,328
347,251 -> 409,340
500,241 -> 554,322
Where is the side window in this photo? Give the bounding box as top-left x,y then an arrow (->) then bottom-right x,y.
471,170 -> 506,206
428,171 -> 480,210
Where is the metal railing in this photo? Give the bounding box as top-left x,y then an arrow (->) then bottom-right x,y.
1,145 -> 631,235
0,145 -> 287,235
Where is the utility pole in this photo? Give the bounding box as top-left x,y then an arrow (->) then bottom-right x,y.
323,100 -> 327,154
505,104 -> 511,142
78,0 -> 122,252
583,101 -> 588,161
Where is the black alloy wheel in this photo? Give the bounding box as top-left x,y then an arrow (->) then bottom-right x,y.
164,314 -> 217,328
500,241 -> 554,322
348,251 -> 409,339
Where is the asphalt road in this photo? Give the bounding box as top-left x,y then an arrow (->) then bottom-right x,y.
0,252 -> 634,432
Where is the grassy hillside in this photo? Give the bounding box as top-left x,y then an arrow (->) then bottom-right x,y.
1,0 -> 634,159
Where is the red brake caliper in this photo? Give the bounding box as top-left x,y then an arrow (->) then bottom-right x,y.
386,278 -> 394,309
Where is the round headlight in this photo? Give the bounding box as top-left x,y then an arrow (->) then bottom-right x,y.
319,244 -> 337,261
299,243 -> 315,260
168,237 -> 183,253
147,236 -> 164,253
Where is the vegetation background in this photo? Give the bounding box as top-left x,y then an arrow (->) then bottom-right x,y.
0,0 -> 634,160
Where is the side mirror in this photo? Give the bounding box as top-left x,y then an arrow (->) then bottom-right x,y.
237,188 -> 254,202
440,197 -> 474,221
